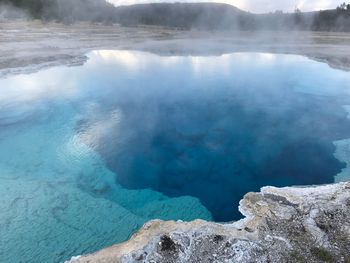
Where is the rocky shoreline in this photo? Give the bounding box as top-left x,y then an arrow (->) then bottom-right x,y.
68,182 -> 350,263
1,21 -> 350,79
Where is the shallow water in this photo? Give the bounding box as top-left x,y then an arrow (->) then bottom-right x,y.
1,51 -> 350,262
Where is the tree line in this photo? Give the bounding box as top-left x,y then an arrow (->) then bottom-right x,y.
1,0 -> 350,32
1,0 -> 116,23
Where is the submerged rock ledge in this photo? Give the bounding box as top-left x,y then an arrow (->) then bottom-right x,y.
67,182 -> 350,263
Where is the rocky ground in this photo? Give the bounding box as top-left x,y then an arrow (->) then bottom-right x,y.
68,182 -> 350,263
1,20 -> 350,78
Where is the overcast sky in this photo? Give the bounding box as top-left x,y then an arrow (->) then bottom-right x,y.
108,0 -> 346,13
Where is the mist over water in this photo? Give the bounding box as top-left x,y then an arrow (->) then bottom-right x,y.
1,51 -> 350,261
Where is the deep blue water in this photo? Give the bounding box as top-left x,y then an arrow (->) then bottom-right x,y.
77,52 -> 350,221
1,51 -> 350,262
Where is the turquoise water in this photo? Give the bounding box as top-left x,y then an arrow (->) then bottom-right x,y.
1,51 -> 350,262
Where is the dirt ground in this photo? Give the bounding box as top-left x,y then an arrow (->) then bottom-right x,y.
1,20 -> 350,77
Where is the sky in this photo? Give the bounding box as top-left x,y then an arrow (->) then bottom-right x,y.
108,0 -> 346,13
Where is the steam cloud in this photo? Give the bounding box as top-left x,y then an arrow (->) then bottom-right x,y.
1,0 -> 350,32
108,0 -> 347,13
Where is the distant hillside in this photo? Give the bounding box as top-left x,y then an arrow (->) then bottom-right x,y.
311,7 -> 350,31
114,2 -> 350,32
1,0 -> 116,22
2,1 -> 350,32
114,3 -> 254,30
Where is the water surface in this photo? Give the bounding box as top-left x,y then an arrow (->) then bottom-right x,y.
1,51 -> 350,262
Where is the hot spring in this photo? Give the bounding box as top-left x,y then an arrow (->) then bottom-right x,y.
1,51 -> 350,262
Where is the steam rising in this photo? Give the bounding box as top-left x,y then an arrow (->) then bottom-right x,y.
108,0 -> 346,13
2,0 -> 350,32
0,3 -> 29,20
